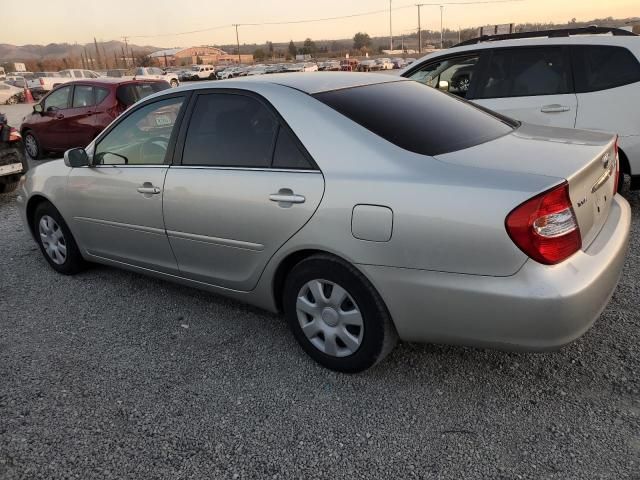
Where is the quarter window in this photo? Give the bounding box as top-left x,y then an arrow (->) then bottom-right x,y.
572,45 -> 640,93
72,85 -> 94,107
272,127 -> 313,169
44,86 -> 72,111
182,93 -> 278,167
475,47 -> 570,98
95,97 -> 184,165
95,87 -> 110,104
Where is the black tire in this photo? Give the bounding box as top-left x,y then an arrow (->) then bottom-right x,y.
283,254 -> 397,373
23,130 -> 43,160
170,79 -> 179,87
33,202 -> 86,275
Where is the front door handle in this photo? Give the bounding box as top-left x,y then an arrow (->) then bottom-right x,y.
270,188 -> 305,207
541,104 -> 570,113
137,184 -> 161,195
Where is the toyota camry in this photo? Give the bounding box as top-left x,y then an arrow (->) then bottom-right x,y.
16,73 -> 631,372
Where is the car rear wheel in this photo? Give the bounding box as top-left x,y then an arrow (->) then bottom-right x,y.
6,95 -> 18,105
283,254 -> 397,373
33,202 -> 86,275
170,79 -> 178,87
24,131 -> 43,160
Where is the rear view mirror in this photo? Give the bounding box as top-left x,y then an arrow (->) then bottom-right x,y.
64,148 -> 89,168
33,104 -> 43,114
438,80 -> 450,91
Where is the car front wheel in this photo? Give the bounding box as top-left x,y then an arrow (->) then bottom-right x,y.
170,79 -> 178,87
33,202 -> 86,274
283,254 -> 397,373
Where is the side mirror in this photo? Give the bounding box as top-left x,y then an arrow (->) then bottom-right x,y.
33,103 -> 43,114
438,80 -> 450,91
94,152 -> 128,165
64,148 -> 90,168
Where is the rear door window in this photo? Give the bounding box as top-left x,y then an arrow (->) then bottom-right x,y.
314,80 -> 514,156
572,45 -> 640,93
95,87 -> 110,104
116,82 -> 170,106
72,85 -> 94,107
272,127 -> 313,170
475,47 -> 571,98
182,93 -> 278,167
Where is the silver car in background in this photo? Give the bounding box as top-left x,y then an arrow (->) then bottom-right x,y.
16,73 -> 631,372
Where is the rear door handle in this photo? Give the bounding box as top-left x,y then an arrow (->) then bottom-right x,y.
137,185 -> 161,195
269,194 -> 305,204
541,104 -> 570,113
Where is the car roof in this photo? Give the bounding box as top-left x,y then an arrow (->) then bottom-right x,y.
410,34 -> 640,63
60,78 -> 168,87
208,72 -> 406,94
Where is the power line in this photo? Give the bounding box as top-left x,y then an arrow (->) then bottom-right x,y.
127,0 -> 523,39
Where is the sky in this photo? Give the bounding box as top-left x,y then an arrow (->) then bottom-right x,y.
1,0 -> 638,47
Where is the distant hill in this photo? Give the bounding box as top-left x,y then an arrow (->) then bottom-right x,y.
0,41 -> 163,62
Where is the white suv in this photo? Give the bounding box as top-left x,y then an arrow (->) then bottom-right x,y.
402,27 -> 640,190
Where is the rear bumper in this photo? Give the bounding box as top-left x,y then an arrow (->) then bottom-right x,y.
359,195 -> 631,351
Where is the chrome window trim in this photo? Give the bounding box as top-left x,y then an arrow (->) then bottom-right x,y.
168,165 -> 322,174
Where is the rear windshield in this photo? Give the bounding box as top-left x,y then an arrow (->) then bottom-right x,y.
314,80 -> 515,156
116,82 -> 170,106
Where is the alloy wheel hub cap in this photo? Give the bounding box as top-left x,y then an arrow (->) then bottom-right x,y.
38,215 -> 67,265
296,279 -> 364,358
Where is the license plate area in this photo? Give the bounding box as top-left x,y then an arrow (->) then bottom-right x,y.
0,162 -> 23,176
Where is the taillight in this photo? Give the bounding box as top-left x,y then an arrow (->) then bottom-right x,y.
613,136 -> 620,194
506,181 -> 582,265
9,127 -> 21,142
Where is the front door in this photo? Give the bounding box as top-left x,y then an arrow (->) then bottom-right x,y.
39,85 -> 73,150
471,46 -> 577,128
66,95 -> 186,274
163,91 -> 325,291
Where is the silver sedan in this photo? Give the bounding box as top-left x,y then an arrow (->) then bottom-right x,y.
16,73 -> 631,372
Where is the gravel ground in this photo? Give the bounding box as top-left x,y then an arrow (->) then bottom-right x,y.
0,187 -> 638,480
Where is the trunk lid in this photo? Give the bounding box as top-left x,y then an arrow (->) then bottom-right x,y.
435,122 -> 617,249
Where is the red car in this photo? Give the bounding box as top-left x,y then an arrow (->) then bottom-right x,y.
21,78 -> 170,159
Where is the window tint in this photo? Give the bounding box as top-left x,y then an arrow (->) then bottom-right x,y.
95,87 -> 110,104
408,55 -> 480,98
95,97 -> 183,165
183,94 -> 278,167
272,127 -> 313,169
476,47 -> 570,98
572,45 -> 640,93
116,82 -> 169,106
72,85 -> 94,107
44,86 -> 72,111
314,81 -> 514,156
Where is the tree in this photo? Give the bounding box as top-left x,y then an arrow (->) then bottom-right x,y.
253,48 -> 266,61
93,37 -> 102,70
288,40 -> 297,58
266,41 -> 274,59
302,38 -> 316,55
136,53 -> 152,67
196,56 -> 203,65
353,32 -> 372,51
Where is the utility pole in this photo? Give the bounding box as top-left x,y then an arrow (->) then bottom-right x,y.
440,5 -> 444,49
416,4 -> 422,54
121,36 -> 130,67
389,0 -> 393,51
233,24 -> 241,63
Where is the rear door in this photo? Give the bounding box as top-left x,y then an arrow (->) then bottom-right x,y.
63,84 -> 98,148
471,46 -> 577,128
163,91 -> 324,291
